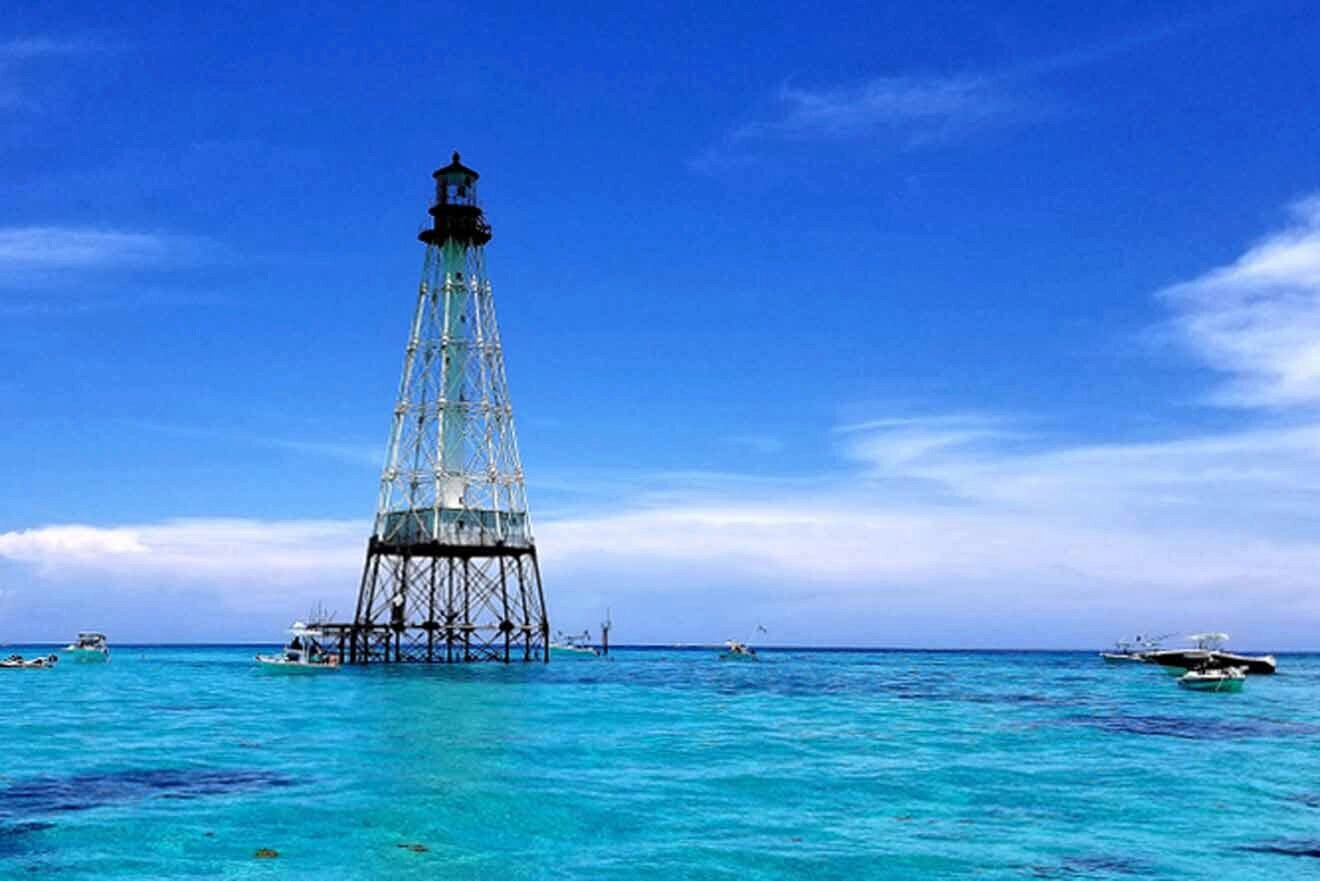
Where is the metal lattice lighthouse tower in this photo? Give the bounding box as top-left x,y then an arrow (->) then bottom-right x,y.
344,153 -> 549,663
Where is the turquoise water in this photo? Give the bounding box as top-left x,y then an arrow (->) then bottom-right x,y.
2,647 -> 1319,879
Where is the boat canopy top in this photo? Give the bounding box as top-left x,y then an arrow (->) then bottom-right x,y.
77,632 -> 106,639
1187,632 -> 1229,647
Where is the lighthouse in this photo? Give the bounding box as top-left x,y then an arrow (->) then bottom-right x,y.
334,153 -> 550,663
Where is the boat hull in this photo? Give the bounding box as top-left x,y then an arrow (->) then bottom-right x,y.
1,656 -> 59,669
1213,651 -> 1276,675
1178,675 -> 1245,693
550,645 -> 598,658
64,648 -> 109,663
255,655 -> 339,673
1145,649 -> 1275,675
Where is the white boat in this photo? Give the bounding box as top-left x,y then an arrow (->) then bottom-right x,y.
1100,642 -> 1149,663
550,643 -> 599,657
64,632 -> 110,662
1178,665 -> 1246,693
550,629 -> 599,657
0,654 -> 59,669
255,622 -> 340,672
1099,633 -> 1167,663
719,639 -> 758,661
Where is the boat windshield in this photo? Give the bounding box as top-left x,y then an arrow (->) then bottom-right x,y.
1188,632 -> 1229,650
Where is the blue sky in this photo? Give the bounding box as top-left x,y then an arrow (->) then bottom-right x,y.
3,1 -> 1320,647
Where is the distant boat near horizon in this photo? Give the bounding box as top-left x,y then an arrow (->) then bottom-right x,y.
719,624 -> 767,661
1099,633 -> 1170,663
550,629 -> 600,657
64,631 -> 110,662
1,653 -> 59,669
255,622 -> 339,672
718,639 -> 758,661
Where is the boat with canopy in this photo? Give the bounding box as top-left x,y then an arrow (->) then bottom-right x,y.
255,622 -> 340,672
64,632 -> 110,662
1143,633 -> 1276,675
550,629 -> 599,657
1099,633 -> 1169,663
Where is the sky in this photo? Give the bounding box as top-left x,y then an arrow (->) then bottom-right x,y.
2,1 -> 1320,647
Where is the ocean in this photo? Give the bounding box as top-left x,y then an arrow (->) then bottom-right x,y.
1,646 -> 1317,879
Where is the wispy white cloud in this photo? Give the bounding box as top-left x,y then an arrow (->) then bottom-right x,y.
268,439 -> 381,467
835,413 -> 1015,472
127,420 -> 381,467
0,228 -> 217,308
0,227 -> 208,271
724,434 -> 785,455
0,36 -> 106,110
697,12 -> 1240,172
734,75 -> 1014,146
838,414 -> 1320,530
1161,195 -> 1320,409
0,286 -> 229,318
691,74 -> 1013,174
0,37 -> 95,61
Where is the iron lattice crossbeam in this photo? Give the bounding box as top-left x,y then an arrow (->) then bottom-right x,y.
335,543 -> 547,663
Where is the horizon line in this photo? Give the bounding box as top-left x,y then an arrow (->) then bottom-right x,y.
1,641 -> 1307,652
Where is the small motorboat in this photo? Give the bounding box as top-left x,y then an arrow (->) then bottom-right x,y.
1101,641 -> 1149,663
719,624 -> 766,661
256,622 -> 340,672
719,639 -> 758,661
0,654 -> 60,669
1178,665 -> 1246,693
549,629 -> 599,658
1099,633 -> 1167,663
64,631 -> 110,662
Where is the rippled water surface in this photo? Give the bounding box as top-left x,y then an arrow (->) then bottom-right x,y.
2,647 -> 1319,879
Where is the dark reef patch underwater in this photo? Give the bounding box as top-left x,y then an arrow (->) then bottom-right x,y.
1028,853 -> 1153,877
1065,712 -> 1320,740
0,821 -> 55,857
0,768 -> 293,818
1240,839 -> 1320,859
